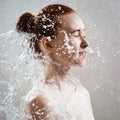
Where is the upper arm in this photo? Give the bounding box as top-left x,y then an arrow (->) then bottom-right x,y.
25,95 -> 50,120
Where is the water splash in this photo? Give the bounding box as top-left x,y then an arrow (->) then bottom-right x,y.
0,29 -> 95,120
0,30 -> 44,120
87,47 -> 101,57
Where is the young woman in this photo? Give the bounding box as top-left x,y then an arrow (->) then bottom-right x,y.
16,4 -> 95,120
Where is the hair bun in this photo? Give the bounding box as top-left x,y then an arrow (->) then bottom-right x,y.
16,12 -> 35,33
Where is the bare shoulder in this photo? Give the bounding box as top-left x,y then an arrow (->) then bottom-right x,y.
81,86 -> 90,97
25,89 -> 50,120
77,85 -> 92,105
79,85 -> 95,117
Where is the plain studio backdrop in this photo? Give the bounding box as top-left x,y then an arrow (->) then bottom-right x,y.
0,0 -> 120,120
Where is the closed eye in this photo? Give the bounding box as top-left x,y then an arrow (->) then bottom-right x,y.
71,30 -> 80,37
71,28 -> 86,37
82,35 -> 86,38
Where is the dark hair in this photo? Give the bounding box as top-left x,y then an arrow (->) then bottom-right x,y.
16,4 -> 75,54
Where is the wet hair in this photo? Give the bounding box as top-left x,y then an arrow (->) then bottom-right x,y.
16,4 -> 75,54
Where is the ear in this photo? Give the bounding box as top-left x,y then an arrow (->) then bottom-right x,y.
40,37 -> 53,54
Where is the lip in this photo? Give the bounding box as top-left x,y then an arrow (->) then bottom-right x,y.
79,51 -> 87,56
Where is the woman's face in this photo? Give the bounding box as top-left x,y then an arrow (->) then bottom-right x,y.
50,12 -> 89,68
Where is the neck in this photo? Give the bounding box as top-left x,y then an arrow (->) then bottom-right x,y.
44,57 -> 70,89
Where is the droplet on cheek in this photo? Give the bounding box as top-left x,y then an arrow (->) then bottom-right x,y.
62,50 -> 66,55
68,55 -> 71,58
61,30 -> 75,54
55,52 -> 62,57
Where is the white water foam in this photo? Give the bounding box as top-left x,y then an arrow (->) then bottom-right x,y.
0,30 -> 44,120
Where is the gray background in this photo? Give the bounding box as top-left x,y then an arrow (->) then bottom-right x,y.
0,0 -> 120,120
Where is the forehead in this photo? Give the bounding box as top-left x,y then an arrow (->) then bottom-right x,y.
59,12 -> 85,32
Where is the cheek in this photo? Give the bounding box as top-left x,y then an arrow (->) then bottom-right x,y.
53,31 -> 79,59
69,38 -> 80,56
54,41 -> 77,60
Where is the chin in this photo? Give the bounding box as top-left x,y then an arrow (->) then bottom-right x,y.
72,58 -> 87,67
76,62 -> 86,67
79,62 -> 86,67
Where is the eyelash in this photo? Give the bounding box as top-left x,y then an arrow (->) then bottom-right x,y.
71,31 -> 86,38
71,31 -> 80,37
83,35 -> 86,38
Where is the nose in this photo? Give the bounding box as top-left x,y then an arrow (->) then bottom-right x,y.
80,39 -> 89,49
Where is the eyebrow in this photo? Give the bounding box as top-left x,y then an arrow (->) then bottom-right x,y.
71,28 -> 86,33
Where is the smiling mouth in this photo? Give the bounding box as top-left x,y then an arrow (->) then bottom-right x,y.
79,51 -> 87,56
